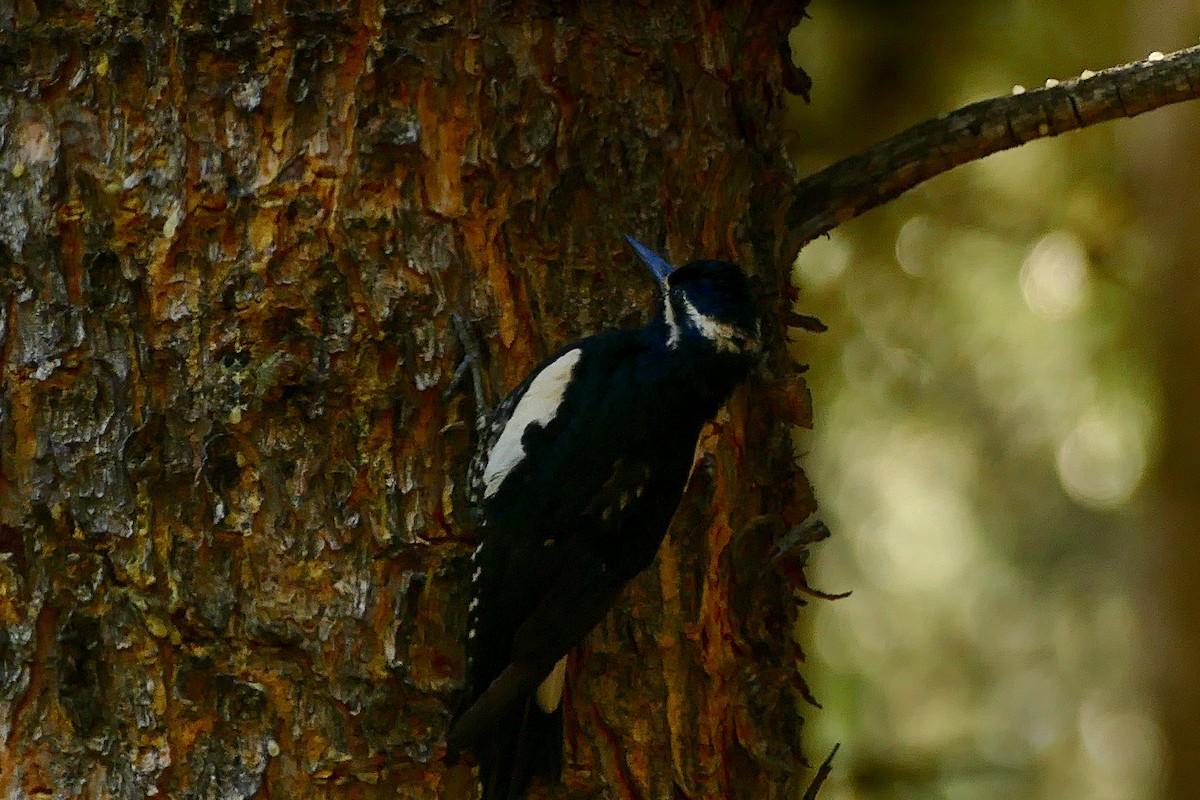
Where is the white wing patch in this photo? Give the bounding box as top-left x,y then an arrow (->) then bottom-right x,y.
482,348 -> 583,499
535,656 -> 569,712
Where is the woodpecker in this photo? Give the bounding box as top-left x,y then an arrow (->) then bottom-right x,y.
447,236 -> 761,800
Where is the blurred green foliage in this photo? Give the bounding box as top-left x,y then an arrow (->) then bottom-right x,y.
786,3 -> 1196,798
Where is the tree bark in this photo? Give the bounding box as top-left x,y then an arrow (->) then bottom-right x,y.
0,3 -> 815,799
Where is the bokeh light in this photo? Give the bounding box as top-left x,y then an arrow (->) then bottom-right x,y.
1020,231 -> 1092,320
784,3 -> 1183,798
1056,407 -> 1147,508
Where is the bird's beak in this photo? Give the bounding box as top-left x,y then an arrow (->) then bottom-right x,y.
625,235 -> 674,284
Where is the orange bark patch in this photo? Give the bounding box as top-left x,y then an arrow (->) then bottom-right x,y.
417,79 -> 471,219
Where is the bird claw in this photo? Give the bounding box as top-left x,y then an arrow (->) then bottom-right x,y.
446,313 -> 491,434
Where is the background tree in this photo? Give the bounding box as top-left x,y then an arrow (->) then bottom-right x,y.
790,3 -> 1200,799
1119,8 -> 1200,800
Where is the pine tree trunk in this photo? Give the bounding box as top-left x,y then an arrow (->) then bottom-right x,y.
0,3 -> 815,798
1126,5 -> 1200,794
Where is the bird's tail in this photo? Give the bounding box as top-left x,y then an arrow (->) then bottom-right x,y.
476,700 -> 562,800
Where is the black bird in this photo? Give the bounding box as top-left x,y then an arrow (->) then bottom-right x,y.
447,236 -> 761,800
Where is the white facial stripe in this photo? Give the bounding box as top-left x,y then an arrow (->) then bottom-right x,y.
483,348 -> 583,499
535,656 -> 569,712
663,294 -> 681,348
680,297 -> 750,353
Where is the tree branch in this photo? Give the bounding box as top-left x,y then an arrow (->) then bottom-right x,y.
788,43 -> 1200,246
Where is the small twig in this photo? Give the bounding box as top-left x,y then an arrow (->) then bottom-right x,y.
802,742 -> 841,800
769,518 -> 852,602
783,309 -> 828,333
789,44 -> 1200,246
770,518 -> 832,560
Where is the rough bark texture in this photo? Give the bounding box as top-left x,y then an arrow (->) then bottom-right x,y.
0,3 -> 814,799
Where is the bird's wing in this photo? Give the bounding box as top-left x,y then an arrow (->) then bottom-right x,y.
447,551 -> 627,752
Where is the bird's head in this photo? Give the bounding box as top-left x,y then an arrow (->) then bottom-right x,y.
626,235 -> 761,356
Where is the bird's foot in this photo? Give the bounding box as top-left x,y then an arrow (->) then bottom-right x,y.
446,313 -> 491,435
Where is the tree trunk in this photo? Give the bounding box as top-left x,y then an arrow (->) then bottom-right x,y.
0,4 -> 815,798
1126,4 -> 1200,796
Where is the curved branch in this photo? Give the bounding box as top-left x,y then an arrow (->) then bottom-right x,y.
788,43 -> 1200,246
